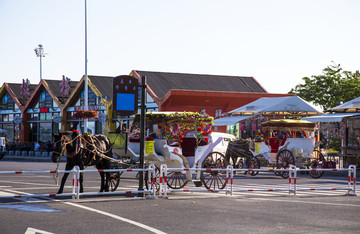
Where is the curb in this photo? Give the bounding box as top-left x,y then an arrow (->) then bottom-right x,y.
1,155 -> 66,162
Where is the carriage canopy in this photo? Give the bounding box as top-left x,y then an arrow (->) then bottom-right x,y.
261,119 -> 316,132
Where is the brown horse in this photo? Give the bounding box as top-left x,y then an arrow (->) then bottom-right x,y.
52,130 -> 113,194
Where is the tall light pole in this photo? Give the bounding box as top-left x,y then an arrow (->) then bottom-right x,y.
84,0 -> 89,132
34,44 -> 45,80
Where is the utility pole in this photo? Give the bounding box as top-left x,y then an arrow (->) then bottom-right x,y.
34,44 -> 45,81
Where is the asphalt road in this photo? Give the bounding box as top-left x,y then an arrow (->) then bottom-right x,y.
0,161 -> 359,234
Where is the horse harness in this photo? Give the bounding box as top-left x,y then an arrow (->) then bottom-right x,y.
60,133 -> 111,165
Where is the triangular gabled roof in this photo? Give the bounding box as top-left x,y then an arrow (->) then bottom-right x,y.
87,75 -> 113,98
331,96 -> 360,112
131,70 -> 268,102
229,96 -> 322,116
0,82 -> 37,110
23,79 -> 78,111
63,75 -> 114,109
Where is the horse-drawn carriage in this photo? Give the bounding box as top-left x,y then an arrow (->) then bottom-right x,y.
226,119 -> 325,179
108,112 -> 236,191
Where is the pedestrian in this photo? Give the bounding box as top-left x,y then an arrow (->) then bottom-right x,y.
34,141 -> 40,151
47,141 -> 53,153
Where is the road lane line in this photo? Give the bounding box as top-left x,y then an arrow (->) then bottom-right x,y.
63,201 -> 166,234
236,197 -> 360,207
1,189 -> 167,234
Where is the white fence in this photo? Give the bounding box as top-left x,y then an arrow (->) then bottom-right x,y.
0,165 -> 356,200
159,164 -> 357,198
0,168 -> 77,199
74,165 -> 156,199
0,165 -> 156,200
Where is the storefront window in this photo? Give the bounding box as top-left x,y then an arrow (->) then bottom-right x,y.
347,118 -> 360,149
87,121 -> 95,134
28,113 -> 39,121
14,125 -> 20,142
0,94 -> 15,110
74,89 -> 98,107
52,122 -> 60,135
29,123 -> 38,142
40,113 -> 46,121
39,91 -> 53,108
39,122 -> 52,143
3,123 -> 14,142
46,113 -> 52,120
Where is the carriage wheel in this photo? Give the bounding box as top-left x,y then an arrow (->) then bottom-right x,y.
309,150 -> 325,179
146,166 -> 161,192
200,152 -> 228,190
246,156 -> 260,176
276,149 -> 295,179
109,172 -> 120,191
167,170 -> 188,189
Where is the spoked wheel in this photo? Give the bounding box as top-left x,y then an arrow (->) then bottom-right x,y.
276,149 -> 295,179
109,172 -> 121,191
146,166 -> 161,192
167,170 -> 188,189
235,157 -> 245,169
246,156 -> 260,176
200,152 -> 228,190
309,150 -> 325,179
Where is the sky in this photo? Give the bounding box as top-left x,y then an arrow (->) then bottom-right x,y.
0,0 -> 359,94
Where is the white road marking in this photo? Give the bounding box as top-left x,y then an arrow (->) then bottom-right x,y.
237,197 -> 360,207
0,189 -> 167,234
25,227 -> 54,234
63,201 -> 167,234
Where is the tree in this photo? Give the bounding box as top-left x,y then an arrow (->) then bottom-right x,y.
289,62 -> 360,111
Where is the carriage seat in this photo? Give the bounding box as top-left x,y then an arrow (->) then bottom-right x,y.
180,137 -> 197,157
267,137 -> 287,153
129,136 -> 154,142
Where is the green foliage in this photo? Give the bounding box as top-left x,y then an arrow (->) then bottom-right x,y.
289,62 -> 360,111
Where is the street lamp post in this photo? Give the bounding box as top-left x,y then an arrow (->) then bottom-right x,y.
34,44 -> 45,80
84,0 -> 88,133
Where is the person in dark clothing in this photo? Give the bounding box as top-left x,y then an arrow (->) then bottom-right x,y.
47,141 -> 53,153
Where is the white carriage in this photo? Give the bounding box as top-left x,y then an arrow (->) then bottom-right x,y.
110,112 -> 236,190
250,119 -> 325,178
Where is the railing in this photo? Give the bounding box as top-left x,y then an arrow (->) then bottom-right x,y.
159,165 -> 357,198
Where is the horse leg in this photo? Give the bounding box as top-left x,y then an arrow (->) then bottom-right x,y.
99,171 -> 105,192
57,173 -> 69,194
57,163 -> 73,194
79,164 -> 84,193
79,172 -> 84,193
105,171 -> 110,192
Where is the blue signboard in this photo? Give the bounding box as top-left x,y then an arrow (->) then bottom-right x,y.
112,75 -> 138,116
116,93 -> 135,111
